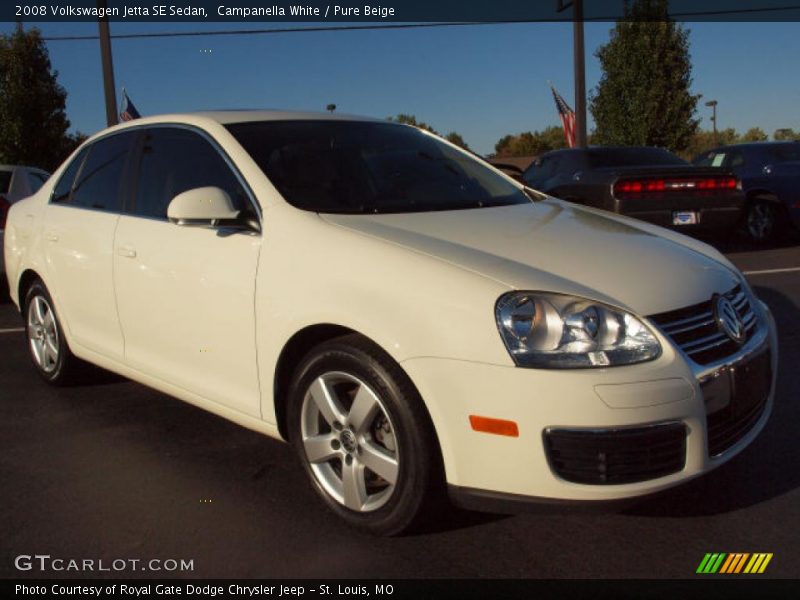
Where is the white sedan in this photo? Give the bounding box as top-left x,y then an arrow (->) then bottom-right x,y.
3,111 -> 777,534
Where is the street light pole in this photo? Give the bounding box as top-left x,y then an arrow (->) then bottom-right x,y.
98,0 -> 118,127
705,100 -> 718,145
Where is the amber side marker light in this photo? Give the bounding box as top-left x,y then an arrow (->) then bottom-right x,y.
469,415 -> 519,437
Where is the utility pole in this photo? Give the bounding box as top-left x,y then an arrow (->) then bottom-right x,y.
98,0 -> 118,127
558,1 -> 588,148
705,100 -> 718,145
572,0 -> 587,148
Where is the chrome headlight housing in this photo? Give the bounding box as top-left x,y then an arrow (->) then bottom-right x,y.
495,292 -> 661,369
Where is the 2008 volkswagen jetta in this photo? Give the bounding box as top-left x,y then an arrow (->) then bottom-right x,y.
3,111 -> 777,535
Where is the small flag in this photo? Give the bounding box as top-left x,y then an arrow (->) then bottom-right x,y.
549,84 -> 576,148
119,89 -> 141,122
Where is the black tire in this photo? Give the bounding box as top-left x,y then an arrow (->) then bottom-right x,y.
745,199 -> 780,244
23,279 -> 80,385
287,334 -> 444,536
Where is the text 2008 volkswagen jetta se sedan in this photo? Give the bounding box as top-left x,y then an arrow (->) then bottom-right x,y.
3,111 -> 777,534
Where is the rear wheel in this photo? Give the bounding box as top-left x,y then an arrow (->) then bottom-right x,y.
287,334 -> 443,535
23,280 -> 79,385
746,200 -> 777,244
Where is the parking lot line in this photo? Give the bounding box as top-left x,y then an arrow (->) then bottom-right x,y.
742,266 -> 800,276
0,328 -> 24,334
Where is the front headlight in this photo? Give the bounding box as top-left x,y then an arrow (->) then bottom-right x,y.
495,292 -> 661,369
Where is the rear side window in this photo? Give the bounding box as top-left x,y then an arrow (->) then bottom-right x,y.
51,148 -> 90,203
70,134 -> 133,212
132,127 -> 251,220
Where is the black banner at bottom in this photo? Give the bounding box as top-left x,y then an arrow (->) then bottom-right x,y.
3,579 -> 800,600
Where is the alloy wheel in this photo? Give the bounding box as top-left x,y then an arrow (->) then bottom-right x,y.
747,202 -> 774,242
27,295 -> 59,373
300,371 -> 399,512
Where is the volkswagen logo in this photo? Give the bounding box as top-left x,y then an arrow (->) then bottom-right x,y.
714,295 -> 745,343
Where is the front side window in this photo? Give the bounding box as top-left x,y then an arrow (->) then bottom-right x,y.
765,144 -> 800,164
132,127 -> 252,220
51,147 -> 90,203
70,133 -> 133,211
227,120 -> 530,214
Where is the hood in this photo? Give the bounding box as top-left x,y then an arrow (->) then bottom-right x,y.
320,199 -> 740,316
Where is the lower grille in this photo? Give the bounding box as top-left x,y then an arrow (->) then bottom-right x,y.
704,349 -> 771,456
544,423 -> 687,485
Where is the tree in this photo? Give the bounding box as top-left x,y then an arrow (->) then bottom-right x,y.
387,114 -> 471,150
589,0 -> 700,153
0,28 -> 81,171
444,131 -> 470,151
741,127 -> 768,142
387,113 -> 437,133
774,128 -> 800,141
681,128 -> 739,160
494,126 -> 567,157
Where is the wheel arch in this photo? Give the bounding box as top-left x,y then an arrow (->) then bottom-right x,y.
271,324 -> 444,471
745,189 -> 781,204
17,269 -> 44,311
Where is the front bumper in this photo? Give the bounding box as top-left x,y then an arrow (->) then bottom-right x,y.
401,302 -> 777,507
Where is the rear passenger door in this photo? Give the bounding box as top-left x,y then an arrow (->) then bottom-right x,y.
113,126 -> 263,417
42,132 -> 135,360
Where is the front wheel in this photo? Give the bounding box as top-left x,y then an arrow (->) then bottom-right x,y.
746,200 -> 778,244
287,334 -> 443,535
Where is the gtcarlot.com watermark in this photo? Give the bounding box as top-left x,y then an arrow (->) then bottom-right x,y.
14,554 -> 194,573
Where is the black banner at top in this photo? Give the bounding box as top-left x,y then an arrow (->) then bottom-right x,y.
5,0 -> 800,23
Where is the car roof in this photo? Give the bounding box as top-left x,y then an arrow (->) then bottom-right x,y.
82,109 -> 395,145
706,141 -> 800,151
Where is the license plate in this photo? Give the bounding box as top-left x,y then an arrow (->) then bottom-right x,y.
673,211 -> 699,225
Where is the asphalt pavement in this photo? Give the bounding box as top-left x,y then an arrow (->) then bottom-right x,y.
1,242 -> 799,579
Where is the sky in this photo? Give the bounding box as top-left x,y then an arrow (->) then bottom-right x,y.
1,20 -> 799,155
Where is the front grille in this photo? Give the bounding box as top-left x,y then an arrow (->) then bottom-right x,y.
704,349 -> 771,456
544,423 -> 687,485
648,285 -> 757,365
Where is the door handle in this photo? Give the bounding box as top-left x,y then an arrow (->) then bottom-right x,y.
45,232 -> 59,242
117,246 -> 137,258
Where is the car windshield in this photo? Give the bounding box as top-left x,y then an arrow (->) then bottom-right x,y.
585,147 -> 687,168
0,170 -> 11,194
226,120 -> 530,214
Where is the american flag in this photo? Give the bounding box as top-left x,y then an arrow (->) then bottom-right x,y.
550,84 -> 576,148
119,89 -> 141,122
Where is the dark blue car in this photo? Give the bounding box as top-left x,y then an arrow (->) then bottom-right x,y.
693,142 -> 800,243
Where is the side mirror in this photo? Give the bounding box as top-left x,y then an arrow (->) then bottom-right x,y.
167,186 -> 240,226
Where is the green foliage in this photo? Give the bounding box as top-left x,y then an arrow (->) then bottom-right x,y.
387,114 -> 471,150
388,113 -> 437,133
589,0 -> 700,153
0,28 -> 81,171
494,126 -> 567,157
774,128 -> 800,141
741,127 -> 768,142
681,128 -> 739,160
444,131 -> 470,151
